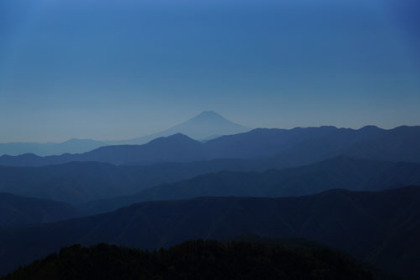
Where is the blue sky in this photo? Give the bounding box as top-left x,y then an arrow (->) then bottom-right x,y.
0,0 -> 419,142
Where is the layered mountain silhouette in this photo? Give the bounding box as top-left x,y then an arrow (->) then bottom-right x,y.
1,156 -> 420,206
0,134 -> 204,167
0,120 -> 418,280
1,125 -> 419,167
0,139 -> 104,157
114,111 -> 249,145
0,158 -> 266,204
0,162 -> 174,204
0,193 -> 79,226
0,111 -> 247,156
0,186 -> 418,279
85,156 -> 420,213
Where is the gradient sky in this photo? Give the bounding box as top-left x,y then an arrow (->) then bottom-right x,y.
0,0 -> 419,142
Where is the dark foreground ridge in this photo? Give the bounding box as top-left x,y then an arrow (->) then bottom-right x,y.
0,186 -> 418,279
1,240 -> 374,280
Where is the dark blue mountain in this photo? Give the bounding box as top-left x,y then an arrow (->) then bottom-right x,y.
0,187 -> 418,279
0,134 -> 204,167
1,125 -> 419,167
0,193 -> 79,226
2,156 -> 420,207
85,156 -> 420,213
82,133 -> 205,165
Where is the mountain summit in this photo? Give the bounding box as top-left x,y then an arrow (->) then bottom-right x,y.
187,110 -> 235,123
162,111 -> 249,140
120,111 -> 249,145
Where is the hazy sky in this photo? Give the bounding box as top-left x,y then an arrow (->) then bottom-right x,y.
0,0 -> 419,142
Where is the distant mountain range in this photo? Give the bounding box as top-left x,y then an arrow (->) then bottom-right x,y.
0,111 -> 249,156
1,125 -> 419,167
113,110 -> 249,145
0,186 -> 418,279
0,139 -> 105,157
1,156 -> 420,207
0,116 -> 419,280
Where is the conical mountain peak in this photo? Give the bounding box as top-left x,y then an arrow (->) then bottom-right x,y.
119,111 -> 250,145
192,111 -> 225,120
186,111 -> 232,124
168,111 -> 248,140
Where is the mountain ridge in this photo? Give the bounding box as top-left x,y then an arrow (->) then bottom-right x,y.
0,240 -> 375,280
110,111 -> 250,145
84,156 -> 420,213
0,111 -> 248,156
2,156 -> 420,206
0,186 -> 418,279
0,139 -> 105,157
2,125 -> 419,167
0,192 -> 79,226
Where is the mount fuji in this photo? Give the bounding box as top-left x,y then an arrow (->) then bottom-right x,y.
114,111 -> 250,145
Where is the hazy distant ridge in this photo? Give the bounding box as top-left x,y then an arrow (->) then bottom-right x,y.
110,110 -> 250,145
0,125 -> 419,167
0,139 -> 105,157
0,111 -> 248,156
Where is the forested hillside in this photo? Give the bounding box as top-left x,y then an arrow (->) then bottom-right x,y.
1,240 -> 374,280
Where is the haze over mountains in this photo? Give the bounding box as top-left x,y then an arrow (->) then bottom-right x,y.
113,110 -> 249,145
0,139 -> 105,157
1,156 -> 420,208
0,124 -> 419,167
0,111 -> 249,156
0,114 -> 419,279
2,0 -> 420,278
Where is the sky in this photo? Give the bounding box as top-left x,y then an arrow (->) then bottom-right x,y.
0,0 -> 419,142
